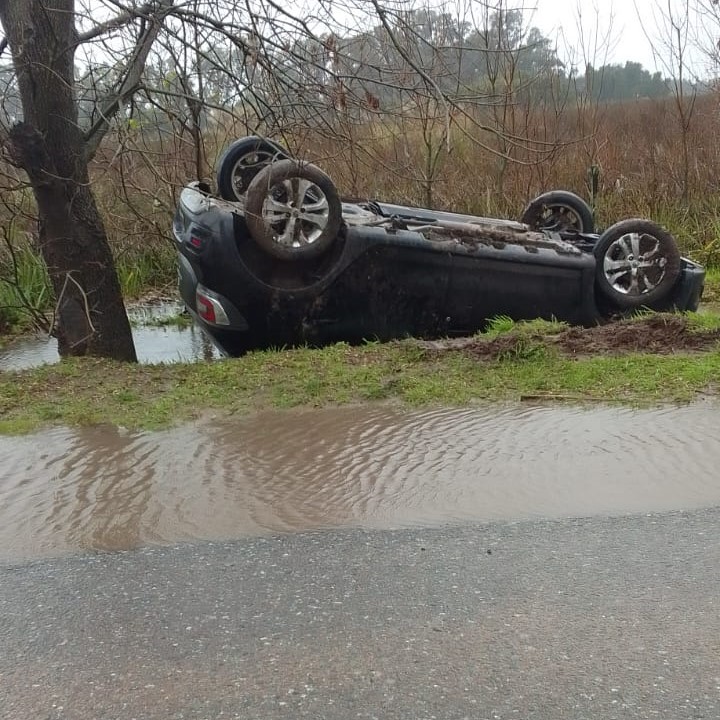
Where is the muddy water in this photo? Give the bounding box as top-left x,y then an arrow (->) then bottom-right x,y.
0,302 -> 220,369
1,402 -> 719,561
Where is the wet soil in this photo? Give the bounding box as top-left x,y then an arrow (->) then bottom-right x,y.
419,314 -> 720,359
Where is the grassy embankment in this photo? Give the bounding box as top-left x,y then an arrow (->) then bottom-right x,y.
2,95 -> 720,433
2,302 -> 720,434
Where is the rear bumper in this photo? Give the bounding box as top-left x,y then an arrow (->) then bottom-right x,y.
177,253 -> 253,356
671,258 -> 705,312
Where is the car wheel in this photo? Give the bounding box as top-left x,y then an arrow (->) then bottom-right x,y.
244,159 -> 342,261
593,219 -> 682,309
521,190 -> 595,233
216,136 -> 291,201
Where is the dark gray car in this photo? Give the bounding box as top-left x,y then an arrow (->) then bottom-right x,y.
173,136 -> 705,355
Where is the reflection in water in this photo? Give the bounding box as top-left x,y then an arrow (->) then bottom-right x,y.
1,402 -> 720,560
0,302 -> 220,369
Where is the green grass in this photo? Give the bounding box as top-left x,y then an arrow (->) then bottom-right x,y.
482,316 -> 568,338
129,311 -> 192,328
0,240 -> 177,333
702,266 -> 720,303
2,321 -> 720,434
0,244 -> 51,332
115,244 -> 177,298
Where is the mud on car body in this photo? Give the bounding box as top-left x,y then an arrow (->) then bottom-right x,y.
173,136 -> 705,356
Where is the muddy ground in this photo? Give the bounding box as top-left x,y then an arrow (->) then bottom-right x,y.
419,314 -> 720,358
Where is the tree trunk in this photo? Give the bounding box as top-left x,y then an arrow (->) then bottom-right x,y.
0,0 -> 137,361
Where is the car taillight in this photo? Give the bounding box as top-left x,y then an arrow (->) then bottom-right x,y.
189,235 -> 203,249
196,295 -> 216,323
196,287 -> 230,326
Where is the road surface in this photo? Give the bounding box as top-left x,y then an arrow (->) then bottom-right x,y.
2,509 -> 719,719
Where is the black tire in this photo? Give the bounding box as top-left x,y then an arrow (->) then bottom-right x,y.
216,136 -> 291,201
244,159 -> 342,261
593,219 -> 682,309
521,190 -> 595,233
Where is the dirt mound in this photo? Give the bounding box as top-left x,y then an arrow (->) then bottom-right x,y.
552,315 -> 720,355
419,314 -> 720,359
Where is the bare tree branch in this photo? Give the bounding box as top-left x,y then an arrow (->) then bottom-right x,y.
76,1 -> 166,43
83,0 -> 175,161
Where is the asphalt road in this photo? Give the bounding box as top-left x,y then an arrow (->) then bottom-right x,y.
2,509 -> 720,720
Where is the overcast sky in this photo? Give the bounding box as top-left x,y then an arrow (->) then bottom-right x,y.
525,0 -> 708,75
3,0 -> 710,79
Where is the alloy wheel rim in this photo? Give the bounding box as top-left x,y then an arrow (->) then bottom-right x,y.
261,178 -> 330,247
539,204 -> 582,231
602,232 -> 668,296
231,150 -> 277,193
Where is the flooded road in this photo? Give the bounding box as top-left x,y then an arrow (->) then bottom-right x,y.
1,402 -> 719,561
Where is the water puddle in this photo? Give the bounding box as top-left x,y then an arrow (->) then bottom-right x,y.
0,301 -> 220,369
1,402 -> 719,561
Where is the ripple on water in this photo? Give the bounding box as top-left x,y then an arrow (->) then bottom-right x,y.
1,402 -> 719,560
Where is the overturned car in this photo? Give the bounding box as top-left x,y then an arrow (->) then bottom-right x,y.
173,136 -> 705,356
